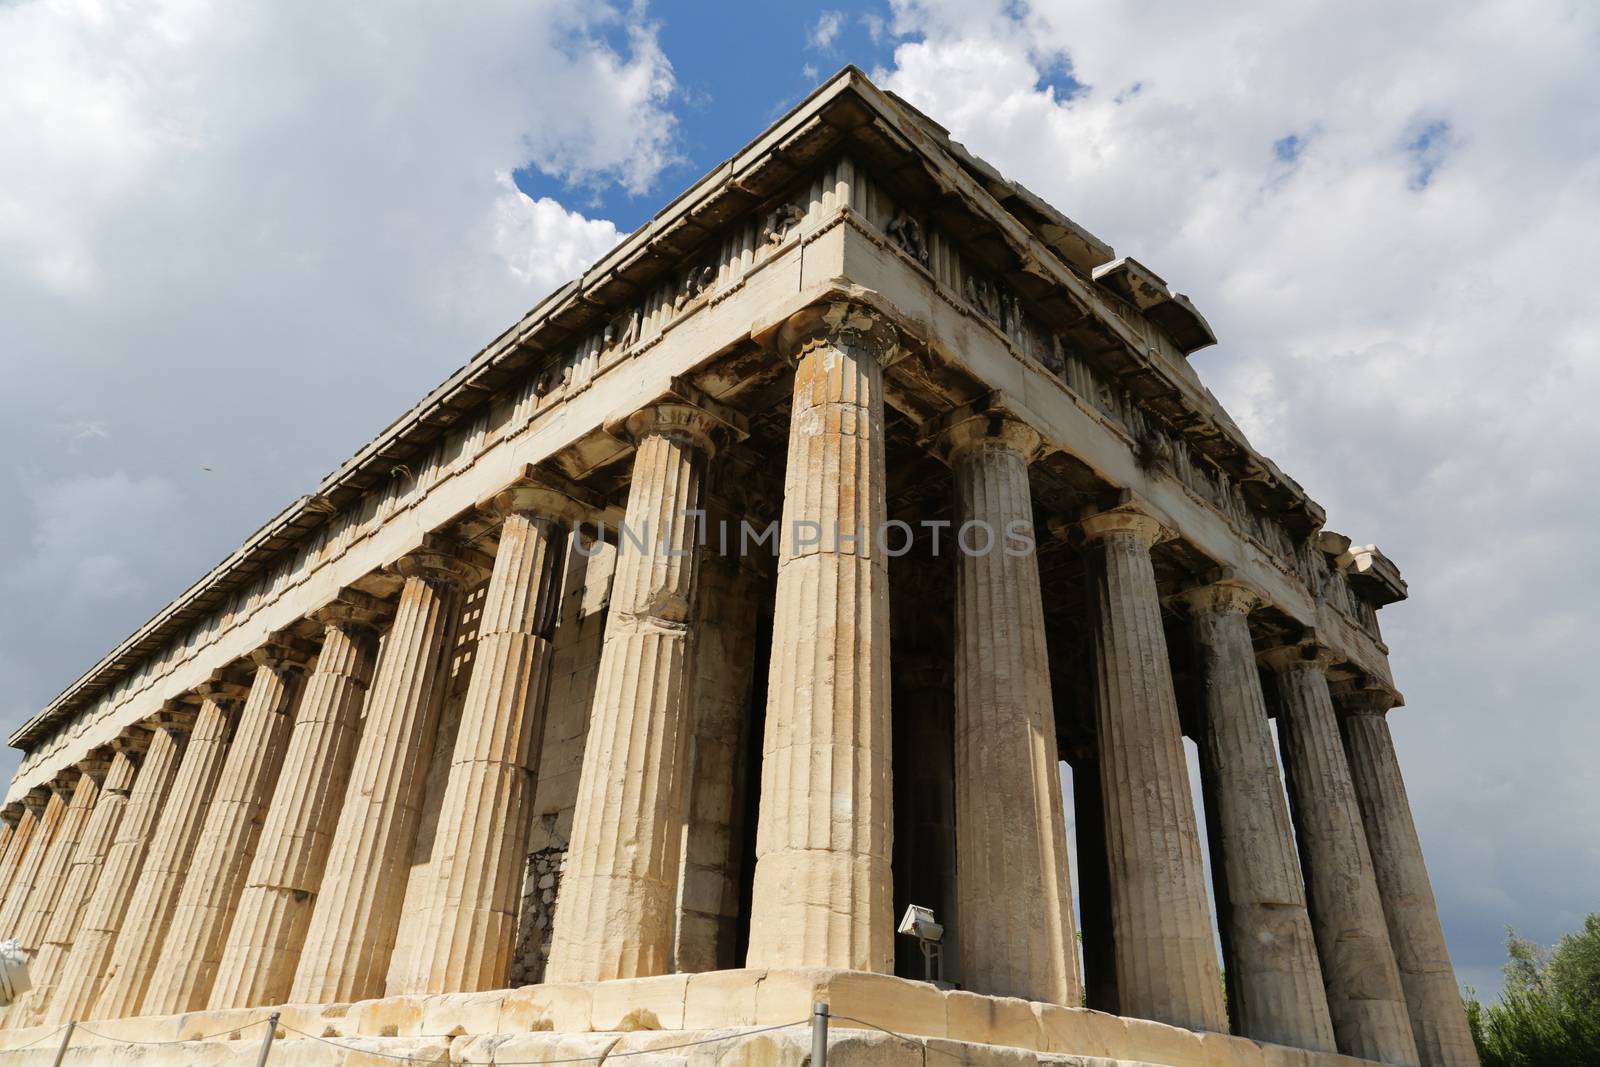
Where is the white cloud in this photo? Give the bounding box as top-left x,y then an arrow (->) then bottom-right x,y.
808,9 -> 846,51
880,0 -> 1600,995
0,0 -> 678,778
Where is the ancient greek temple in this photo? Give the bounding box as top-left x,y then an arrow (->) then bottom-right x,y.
0,69 -> 1477,1067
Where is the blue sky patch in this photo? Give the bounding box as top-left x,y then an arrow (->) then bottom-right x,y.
1405,118 -> 1452,189
514,2 -> 902,231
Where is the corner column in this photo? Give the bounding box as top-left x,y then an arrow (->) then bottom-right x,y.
22,739 -> 145,1022
1338,686 -> 1480,1067
207,593 -> 386,1009
1264,644 -> 1419,1066
941,412 -> 1078,1005
0,792 -> 51,925
1182,581 -> 1336,1051
408,472 -> 595,993
1079,502 -> 1227,1032
12,761 -> 104,958
546,399 -> 732,982
290,540 -> 478,1004
746,303 -> 898,973
143,646 -> 306,1016
91,691 -> 238,1020
47,711 -> 190,1025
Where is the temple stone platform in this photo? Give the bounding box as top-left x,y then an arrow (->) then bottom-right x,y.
0,970 -> 1387,1066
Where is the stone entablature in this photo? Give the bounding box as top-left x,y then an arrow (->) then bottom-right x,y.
0,65 -> 1475,1067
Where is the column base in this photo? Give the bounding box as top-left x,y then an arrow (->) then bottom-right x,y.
19,969 -> 1400,1067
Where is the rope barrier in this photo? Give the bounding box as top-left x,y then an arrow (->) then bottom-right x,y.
0,1024 -> 67,1055
276,1018 -> 813,1065
73,1018 -> 269,1045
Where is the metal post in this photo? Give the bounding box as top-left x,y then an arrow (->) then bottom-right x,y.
48,1021 -> 74,1067
255,1011 -> 280,1067
811,1001 -> 829,1067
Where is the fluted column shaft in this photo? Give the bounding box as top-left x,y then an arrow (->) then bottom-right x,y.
47,720 -> 186,1025
1267,650 -> 1419,1066
947,418 -> 1078,1005
23,748 -> 140,1021
746,304 -> 896,973
143,658 -> 300,1016
208,609 -> 380,1010
0,805 -> 46,926
410,478 -> 588,993
12,767 -> 102,957
92,696 -> 234,1020
1340,694 -> 1479,1067
1081,508 -> 1226,1032
0,821 -> 15,902
1185,585 -> 1335,1051
291,552 -> 467,1005
547,407 -> 718,983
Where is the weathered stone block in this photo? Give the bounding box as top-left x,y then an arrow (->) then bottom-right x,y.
350,994 -> 426,1037
824,970 -> 946,1039
420,989 -> 505,1037
590,972 -> 690,1031
1034,1005 -> 1127,1057
1120,1016 -> 1205,1065
684,968 -> 765,1029
499,981 -> 594,1033
946,991 -> 1044,1050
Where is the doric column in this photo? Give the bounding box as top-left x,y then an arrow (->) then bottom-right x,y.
92,690 -> 238,1021
23,740 -> 144,1022
1078,501 -> 1226,1032
547,398 -> 735,983
407,472 -> 595,994
0,797 -> 45,916
940,411 -> 1078,1005
207,593 -> 385,1010
290,540 -> 478,1004
745,303 -> 898,973
1264,644 -> 1419,1066
47,711 -> 189,1025
1338,686 -> 1479,1067
0,786 -> 66,939
1182,582 -> 1335,1051
0,816 -> 15,901
142,648 -> 306,1016
13,761 -> 104,957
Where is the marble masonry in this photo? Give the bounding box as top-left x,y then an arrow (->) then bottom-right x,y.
0,68 -> 1477,1067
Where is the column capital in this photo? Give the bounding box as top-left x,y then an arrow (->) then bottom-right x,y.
310,587 -> 391,633
777,299 -> 903,368
48,772 -> 79,798
2,803 -> 23,827
480,465 -> 603,527
23,787 -> 51,815
925,396 -> 1045,465
146,700 -> 200,733
608,377 -> 749,458
387,533 -> 493,589
198,675 -> 254,710
111,728 -> 153,757
1072,493 -> 1168,548
1176,572 -> 1262,617
250,632 -> 319,674
1259,637 -> 1337,675
76,750 -> 113,781
1332,681 -> 1402,717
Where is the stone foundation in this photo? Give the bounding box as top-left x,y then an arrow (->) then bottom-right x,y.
0,970 -> 1385,1066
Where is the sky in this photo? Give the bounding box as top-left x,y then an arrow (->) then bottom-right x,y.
2,0 -> 1596,1005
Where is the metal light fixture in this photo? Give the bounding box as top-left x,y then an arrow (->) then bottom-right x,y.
896,904 -> 947,986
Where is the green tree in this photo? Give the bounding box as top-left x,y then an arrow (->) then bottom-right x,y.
1465,913 -> 1600,1067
